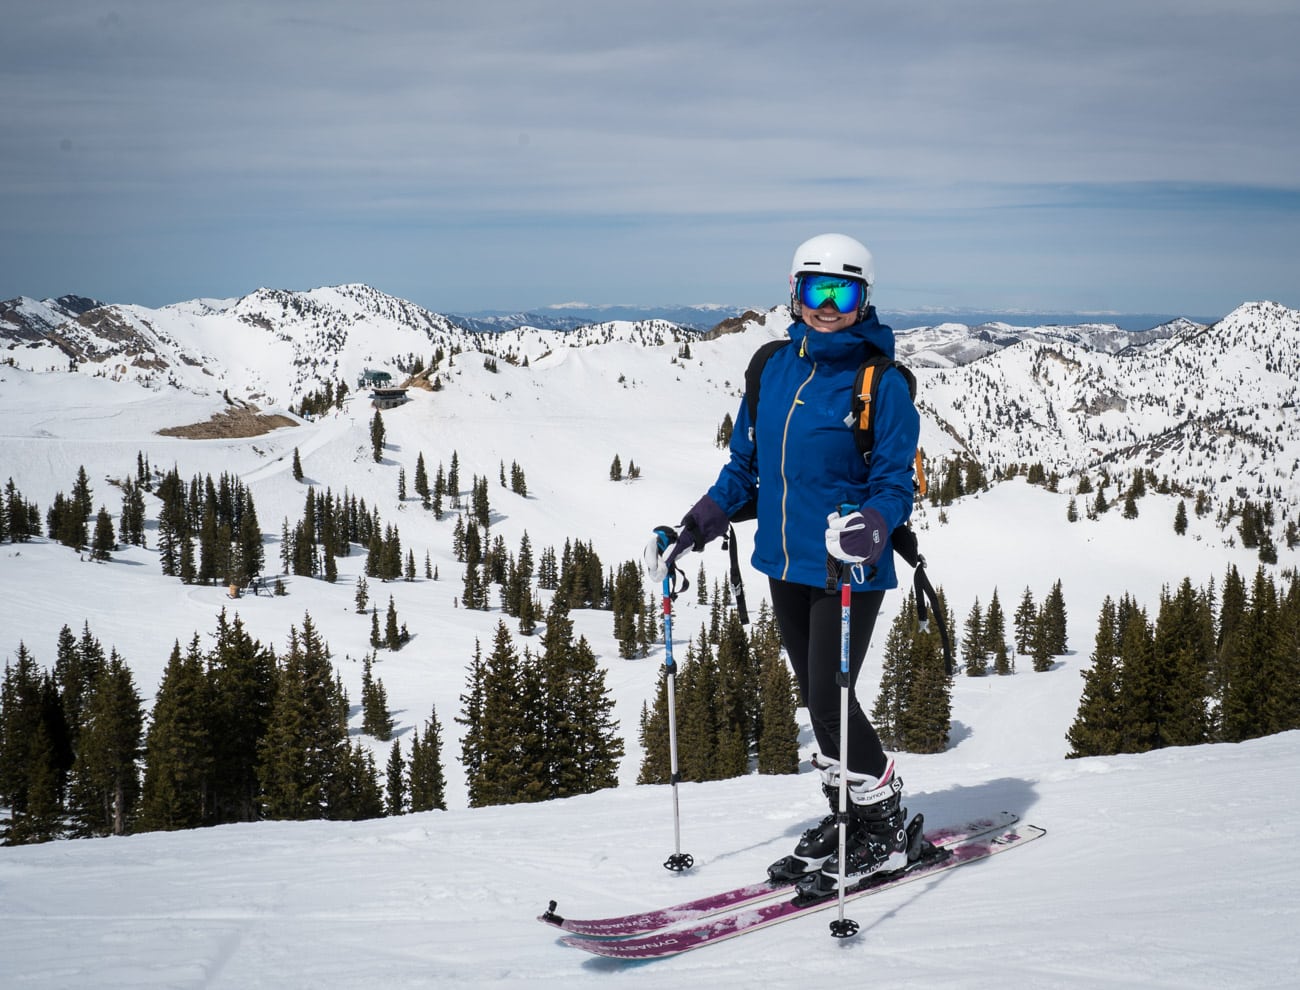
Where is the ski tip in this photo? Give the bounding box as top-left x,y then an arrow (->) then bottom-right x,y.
539,899 -> 565,927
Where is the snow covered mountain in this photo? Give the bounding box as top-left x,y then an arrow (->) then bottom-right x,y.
4,286 -> 1298,550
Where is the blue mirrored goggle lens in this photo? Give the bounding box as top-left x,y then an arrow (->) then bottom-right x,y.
798,274 -> 864,315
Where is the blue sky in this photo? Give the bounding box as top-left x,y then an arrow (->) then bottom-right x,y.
3,1 -> 1298,319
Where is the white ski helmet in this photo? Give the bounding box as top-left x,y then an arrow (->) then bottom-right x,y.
789,233 -> 874,320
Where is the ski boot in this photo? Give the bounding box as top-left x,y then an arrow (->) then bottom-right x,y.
766,755 -> 844,883
796,764 -> 909,898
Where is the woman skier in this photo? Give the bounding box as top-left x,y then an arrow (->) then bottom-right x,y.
645,233 -> 921,891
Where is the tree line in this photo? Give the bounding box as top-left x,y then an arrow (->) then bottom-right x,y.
1066,565 -> 1300,758
457,604 -> 624,807
0,612 -> 447,845
637,599 -> 801,783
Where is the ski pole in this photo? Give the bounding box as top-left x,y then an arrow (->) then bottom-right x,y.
829,506 -> 862,939
656,528 -> 694,873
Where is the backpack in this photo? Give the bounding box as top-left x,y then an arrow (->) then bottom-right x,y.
724,339 -> 953,674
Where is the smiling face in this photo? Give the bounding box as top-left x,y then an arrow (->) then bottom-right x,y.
802,299 -> 858,333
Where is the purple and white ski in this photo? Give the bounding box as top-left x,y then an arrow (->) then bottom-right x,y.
558,822 -> 1044,960
540,811 -> 1017,939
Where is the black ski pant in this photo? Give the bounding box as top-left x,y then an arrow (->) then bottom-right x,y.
768,577 -> 889,780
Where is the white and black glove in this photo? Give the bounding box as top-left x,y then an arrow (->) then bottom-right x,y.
824,507 -> 888,567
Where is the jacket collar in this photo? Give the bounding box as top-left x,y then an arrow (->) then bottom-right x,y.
788,307 -> 896,367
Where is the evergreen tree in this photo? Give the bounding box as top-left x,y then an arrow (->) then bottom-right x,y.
509,460 -> 528,497
12,718 -> 63,844
636,680 -> 671,785
675,637 -> 721,781
408,704 -> 448,812
1221,569 -> 1277,742
413,453 -> 429,506
472,476 -> 491,530
1042,580 -> 1069,655
256,615 -> 349,820
385,740 -> 406,816
119,480 -> 147,548
329,740 -> 384,821
70,465 -> 93,547
612,560 -> 646,659
714,608 -> 760,753
139,637 -> 212,831
1029,604 -> 1054,672
384,597 -> 402,651
883,590 -> 954,753
207,611 -> 276,824
1115,597 -> 1158,752
1066,597 -> 1125,758
361,653 -> 394,740
456,642 -> 487,800
236,497 -> 264,586
962,598 -> 988,676
1,643 -> 45,839
986,590 -> 1011,675
755,605 -> 799,774
1013,587 -> 1037,656
1273,575 -> 1300,735
292,447 -> 303,481
459,623 -> 525,808
447,451 -> 460,502
1151,578 -> 1214,747
535,602 -> 624,799
370,411 -> 386,463
68,650 -> 144,837
1,652 -> 70,845
53,622 -> 106,755
88,506 -> 115,560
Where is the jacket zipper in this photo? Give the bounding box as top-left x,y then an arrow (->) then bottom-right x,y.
778,340 -> 816,580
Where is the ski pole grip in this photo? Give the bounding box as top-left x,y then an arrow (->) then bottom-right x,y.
825,503 -> 860,592
654,525 -> 678,554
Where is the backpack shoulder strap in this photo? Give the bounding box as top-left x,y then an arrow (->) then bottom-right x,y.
851,353 -> 917,460
743,339 -> 789,425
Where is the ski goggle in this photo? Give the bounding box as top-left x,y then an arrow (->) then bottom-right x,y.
796,273 -> 866,314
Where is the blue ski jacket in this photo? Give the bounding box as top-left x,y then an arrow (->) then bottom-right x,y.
706,309 -> 920,591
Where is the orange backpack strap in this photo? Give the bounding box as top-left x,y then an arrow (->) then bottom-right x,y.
850,354 -> 916,463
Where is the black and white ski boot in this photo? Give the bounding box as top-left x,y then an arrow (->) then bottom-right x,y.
766,755 -> 843,883
797,765 -> 909,897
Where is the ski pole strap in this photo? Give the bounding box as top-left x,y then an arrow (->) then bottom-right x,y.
654,525 -> 690,601
913,562 -> 954,676
890,524 -> 953,675
723,524 -> 750,625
